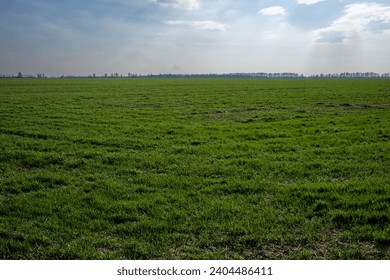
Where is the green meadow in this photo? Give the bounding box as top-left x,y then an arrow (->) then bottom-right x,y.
0,78 -> 389,259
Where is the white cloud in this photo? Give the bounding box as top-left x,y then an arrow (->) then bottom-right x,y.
314,2 -> 390,43
192,21 -> 228,32
164,20 -> 228,32
258,6 -> 287,17
296,0 -> 326,5
153,0 -> 199,10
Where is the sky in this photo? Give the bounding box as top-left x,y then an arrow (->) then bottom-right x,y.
0,0 -> 389,76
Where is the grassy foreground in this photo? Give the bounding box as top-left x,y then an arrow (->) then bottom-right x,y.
0,78 -> 389,259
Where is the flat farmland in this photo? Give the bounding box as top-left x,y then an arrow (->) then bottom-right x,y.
0,78 -> 389,259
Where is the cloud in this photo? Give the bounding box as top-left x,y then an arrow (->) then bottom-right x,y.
192,21 -> 229,32
258,6 -> 287,17
153,0 -> 199,10
164,20 -> 228,32
314,2 -> 390,43
296,0 -> 326,5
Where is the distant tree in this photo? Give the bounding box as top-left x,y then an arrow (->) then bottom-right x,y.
17,72 -> 23,78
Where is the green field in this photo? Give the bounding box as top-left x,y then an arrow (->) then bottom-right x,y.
0,78 -> 389,259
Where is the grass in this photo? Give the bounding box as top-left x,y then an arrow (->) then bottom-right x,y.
0,78 -> 389,259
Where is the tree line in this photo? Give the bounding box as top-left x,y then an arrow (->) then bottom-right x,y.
2,71 -> 390,79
